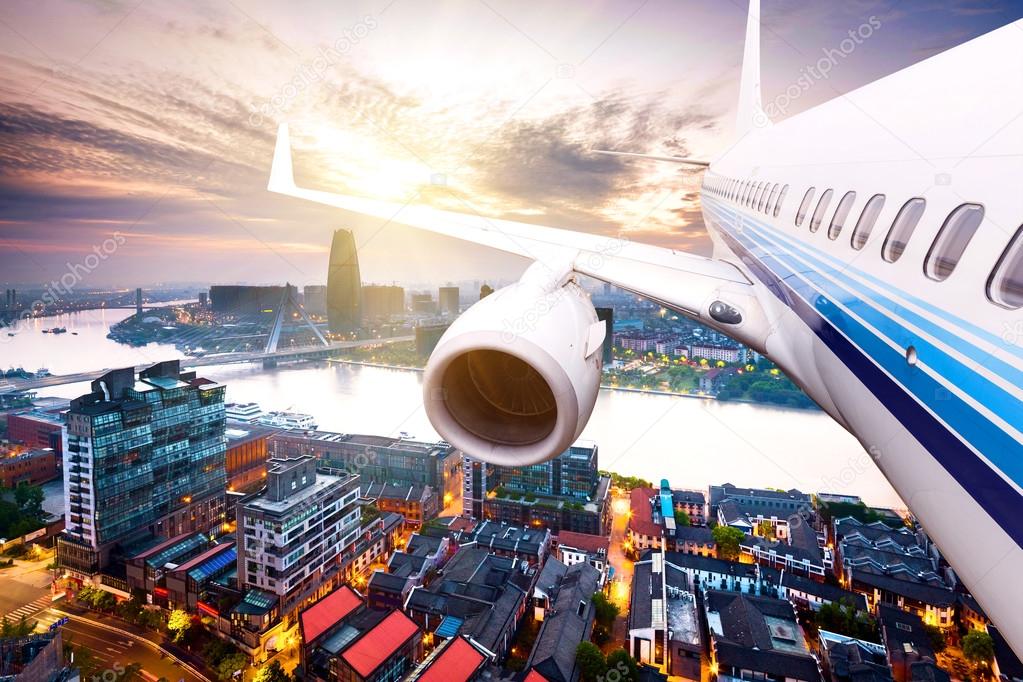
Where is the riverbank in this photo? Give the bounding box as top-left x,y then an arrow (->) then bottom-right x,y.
324,358 -> 820,411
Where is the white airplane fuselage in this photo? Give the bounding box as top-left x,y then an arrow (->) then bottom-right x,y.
697,16 -> 1023,646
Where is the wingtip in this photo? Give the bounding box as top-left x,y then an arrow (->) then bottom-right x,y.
268,122 -> 294,192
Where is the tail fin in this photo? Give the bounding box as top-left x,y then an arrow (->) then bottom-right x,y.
736,0 -> 768,136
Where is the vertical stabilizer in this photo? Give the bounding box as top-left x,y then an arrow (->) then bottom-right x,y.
736,0 -> 768,136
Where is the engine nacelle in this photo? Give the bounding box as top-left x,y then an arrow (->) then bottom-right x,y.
423,263 -> 606,467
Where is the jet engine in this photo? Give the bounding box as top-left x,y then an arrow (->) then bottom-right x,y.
423,262 -> 606,466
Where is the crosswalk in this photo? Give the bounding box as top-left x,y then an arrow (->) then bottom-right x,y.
2,595 -> 54,622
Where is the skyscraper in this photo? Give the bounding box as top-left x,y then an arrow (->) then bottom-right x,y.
303,285 -> 327,315
361,285 -> 404,320
326,229 -> 361,333
438,286 -> 459,316
57,360 -> 227,576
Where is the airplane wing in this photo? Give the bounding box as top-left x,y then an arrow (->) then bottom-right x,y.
590,150 -> 711,167
268,124 -> 753,321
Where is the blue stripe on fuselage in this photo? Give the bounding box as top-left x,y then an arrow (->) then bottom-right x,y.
701,201 -> 1023,548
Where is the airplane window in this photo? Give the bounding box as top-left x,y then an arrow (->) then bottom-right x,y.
764,184 -> 779,214
851,194 -> 886,250
753,183 -> 765,209
742,181 -> 754,205
795,188 -> 816,226
773,185 -> 789,218
756,183 -> 769,212
809,189 -> 833,232
988,224 -> 1023,308
925,204 -> 984,281
828,191 -> 857,240
882,198 -> 927,263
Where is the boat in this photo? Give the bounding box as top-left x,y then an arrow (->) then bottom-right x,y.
225,402 -> 264,423
257,411 -> 317,430
35,368 -> 51,378
52,327 -> 67,334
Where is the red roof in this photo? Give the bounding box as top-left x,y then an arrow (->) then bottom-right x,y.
300,586 -> 363,644
629,487 -> 661,537
417,637 -> 486,682
342,609 -> 419,677
525,669 -> 551,682
557,531 -> 610,554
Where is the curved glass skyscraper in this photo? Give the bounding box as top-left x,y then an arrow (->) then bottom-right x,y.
326,228 -> 361,333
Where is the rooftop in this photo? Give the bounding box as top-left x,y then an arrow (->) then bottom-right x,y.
556,530 -> 610,555
341,610 -> 419,678
300,585 -> 363,644
413,636 -> 487,682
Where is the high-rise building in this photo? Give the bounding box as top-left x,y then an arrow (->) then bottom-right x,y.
57,360 -> 227,576
326,229 -> 361,333
438,286 -> 459,316
462,457 -> 493,519
361,285 -> 405,320
267,431 -> 462,504
135,288 -> 142,316
210,285 -> 292,314
410,293 -> 435,314
596,307 -> 614,365
497,441 -> 599,500
236,456 -> 361,619
302,285 -> 327,315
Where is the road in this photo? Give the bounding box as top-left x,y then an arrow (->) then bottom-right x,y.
35,608 -> 206,682
1,336 -> 413,391
606,493 -> 634,649
1,555 -> 205,682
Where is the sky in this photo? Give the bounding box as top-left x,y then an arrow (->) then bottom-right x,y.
1,0 -> 1021,289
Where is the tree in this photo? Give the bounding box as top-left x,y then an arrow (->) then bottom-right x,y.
167,609 -> 193,642
216,653 -> 248,682
712,525 -> 746,561
816,599 -> 877,641
575,642 -> 607,682
253,660 -> 291,682
921,624 -> 947,654
755,520 -> 775,541
591,592 -> 620,625
1,615 -> 36,637
13,483 -> 44,517
606,649 -> 639,681
962,630 -> 994,669
673,509 -> 691,527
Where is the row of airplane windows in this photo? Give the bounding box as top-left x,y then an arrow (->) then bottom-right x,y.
703,174 -> 1023,310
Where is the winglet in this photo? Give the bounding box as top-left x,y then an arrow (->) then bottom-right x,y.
736,0 -> 769,136
268,123 -> 295,192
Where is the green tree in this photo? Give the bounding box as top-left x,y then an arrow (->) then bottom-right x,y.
962,630 -> 994,669
921,624 -> 947,654
712,525 -> 746,561
253,660 -> 291,682
13,483 -> 44,517
816,599 -> 877,641
755,520 -> 775,541
606,649 -> 640,681
575,642 -> 607,682
167,609 -> 193,642
216,653 -> 248,681
1,615 -> 36,637
673,509 -> 691,527
591,592 -> 620,626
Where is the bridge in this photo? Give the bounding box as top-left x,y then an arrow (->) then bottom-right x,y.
0,335 -> 413,392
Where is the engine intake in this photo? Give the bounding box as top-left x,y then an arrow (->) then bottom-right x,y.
423,265 -> 605,467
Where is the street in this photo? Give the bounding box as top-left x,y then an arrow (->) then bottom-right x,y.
606,493 -> 634,649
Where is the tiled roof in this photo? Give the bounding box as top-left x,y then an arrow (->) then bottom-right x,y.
415,636 -> 487,682
300,586 -> 363,644
629,487 -> 660,537
556,531 -> 610,554
341,610 -> 419,678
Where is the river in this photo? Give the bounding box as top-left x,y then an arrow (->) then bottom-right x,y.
6,309 -> 903,509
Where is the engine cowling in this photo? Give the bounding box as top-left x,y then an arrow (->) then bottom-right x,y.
423,265 -> 605,467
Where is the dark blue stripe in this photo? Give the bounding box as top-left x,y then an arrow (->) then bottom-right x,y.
709,215 -> 1023,549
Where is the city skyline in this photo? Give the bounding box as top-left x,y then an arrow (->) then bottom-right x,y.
2,0 -> 1021,287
